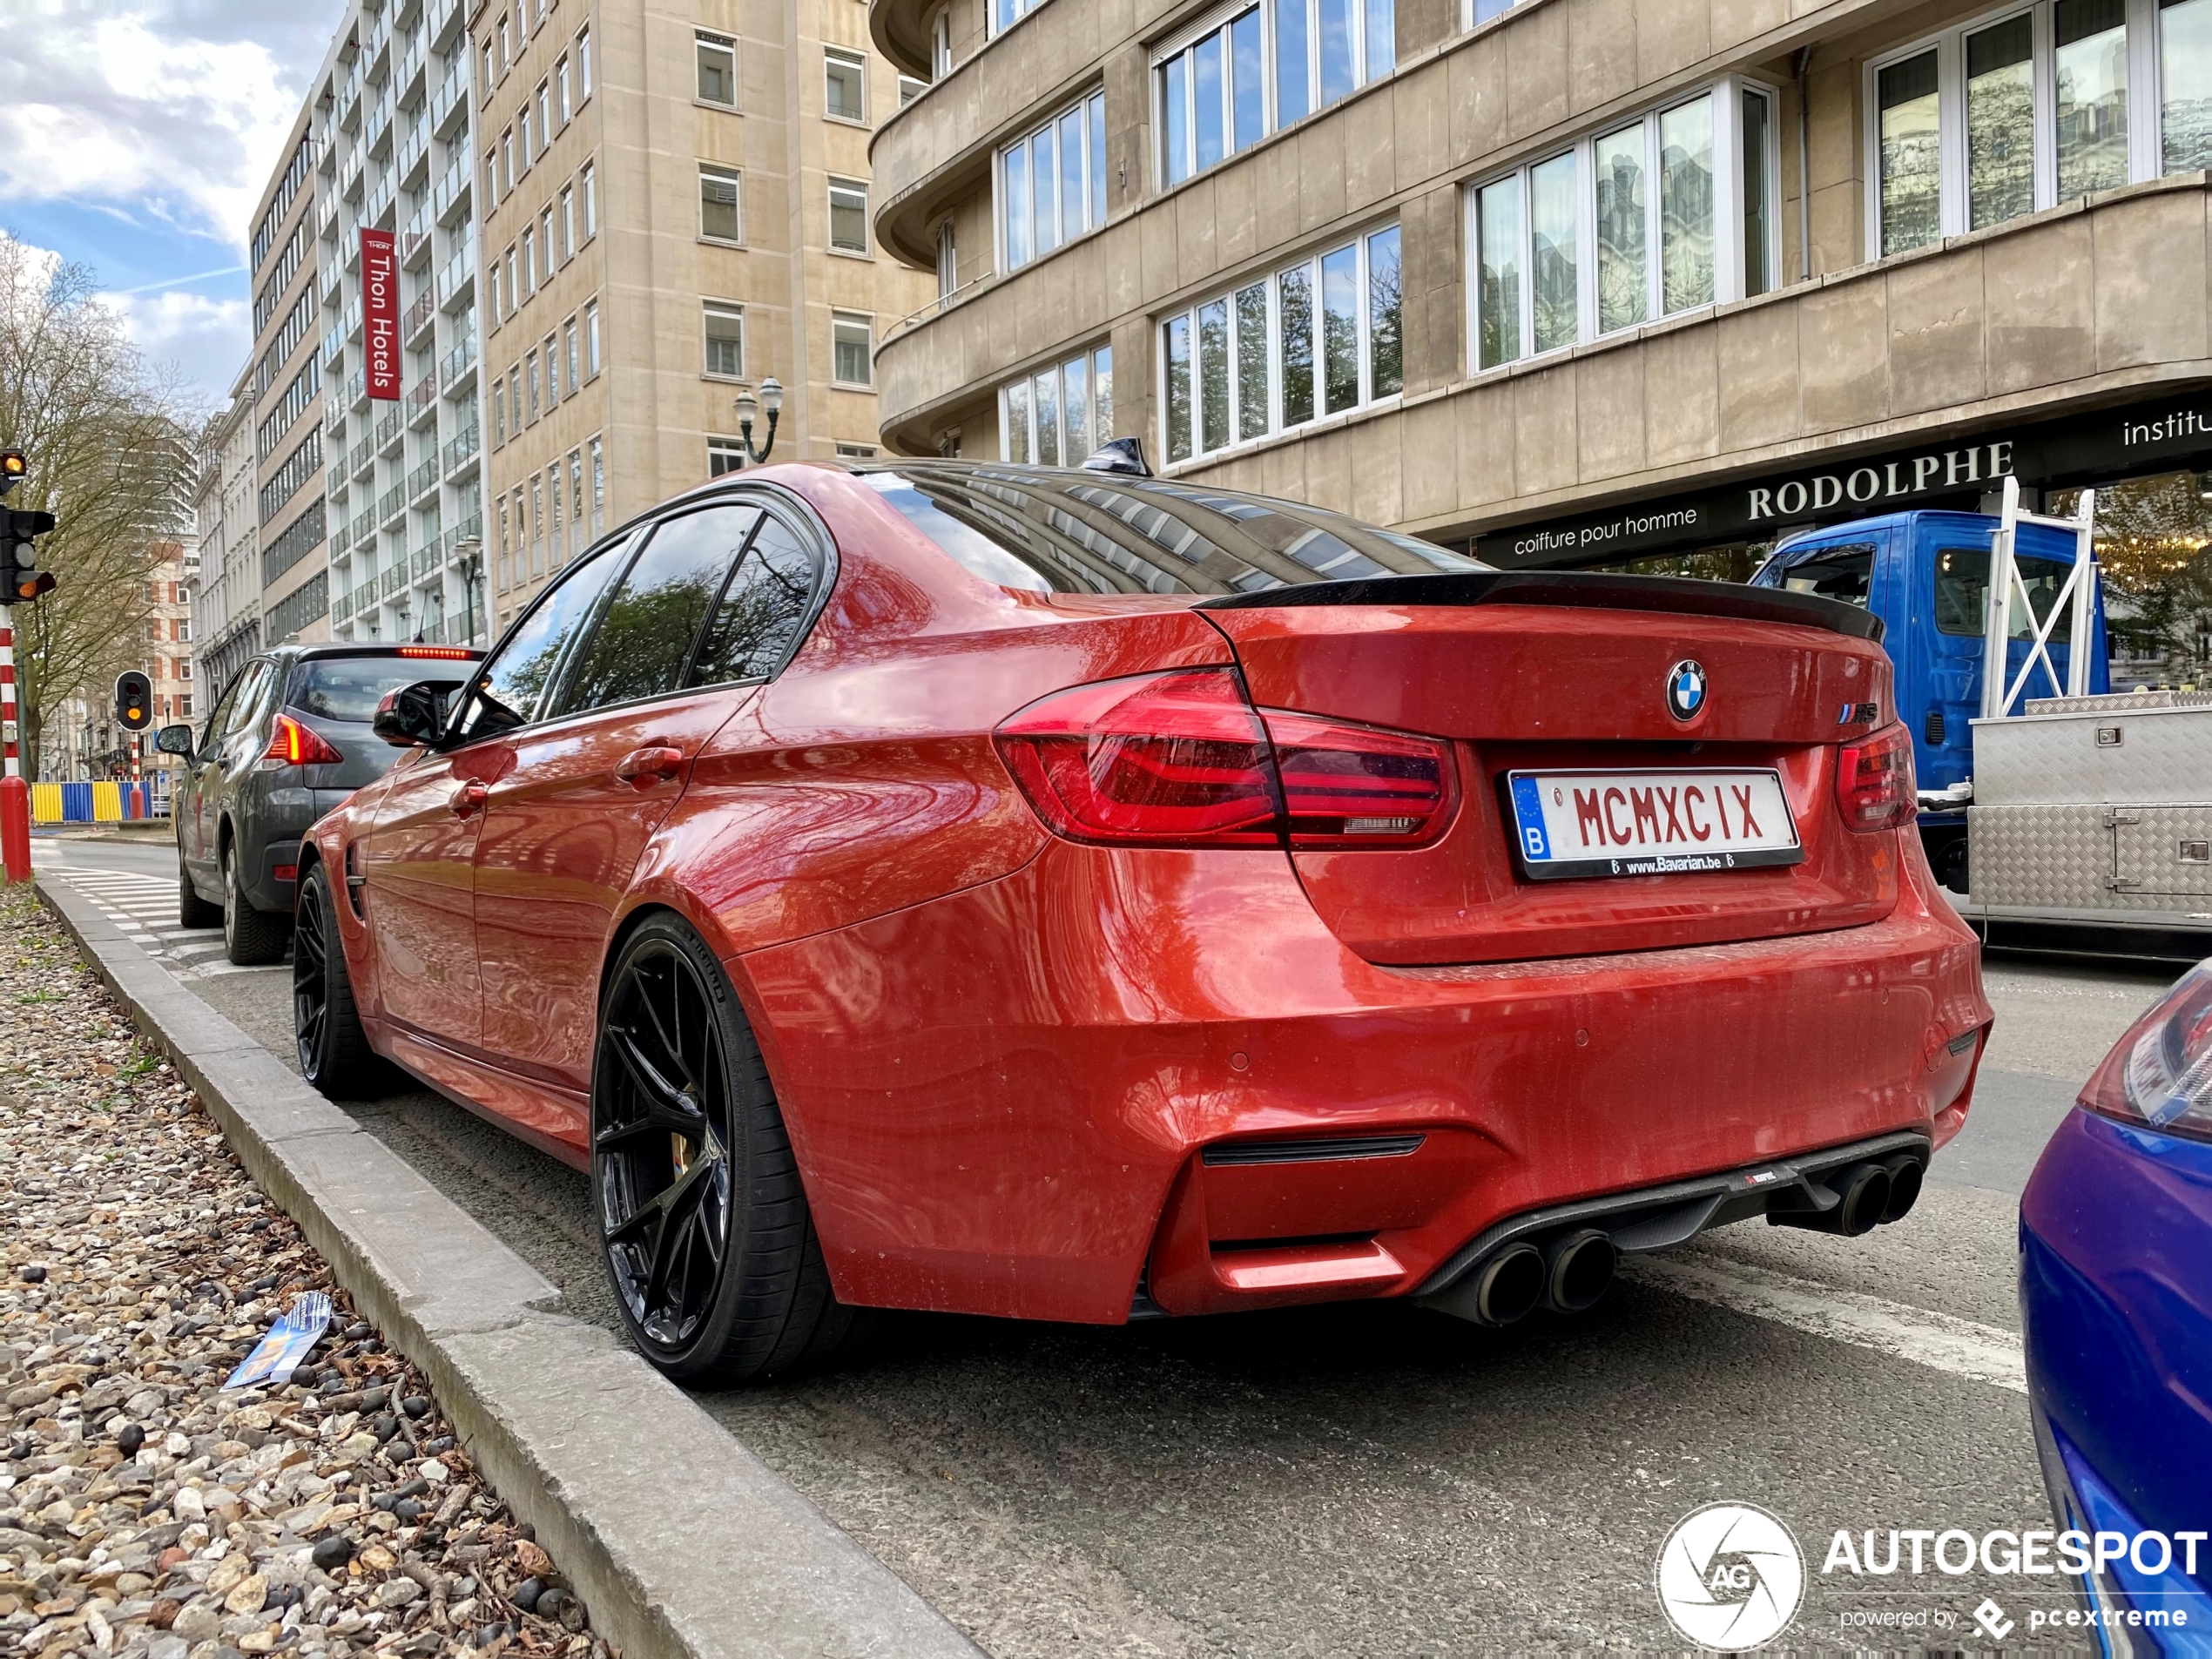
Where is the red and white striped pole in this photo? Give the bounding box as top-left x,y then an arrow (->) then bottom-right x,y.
0,604 -> 30,883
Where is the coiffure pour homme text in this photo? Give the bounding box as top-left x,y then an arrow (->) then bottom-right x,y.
1824,1528 -> 2205,1580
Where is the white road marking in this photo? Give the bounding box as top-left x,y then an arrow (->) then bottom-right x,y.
38,868 -> 271,983
1621,1254 -> 2027,1395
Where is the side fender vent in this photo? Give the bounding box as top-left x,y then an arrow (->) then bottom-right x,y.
1203,1133 -> 1425,1167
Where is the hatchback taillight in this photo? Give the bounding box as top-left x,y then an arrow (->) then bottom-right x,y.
265,713 -> 344,767
994,668 -> 1455,849
2080,963 -> 2212,1143
1834,723 -> 1914,832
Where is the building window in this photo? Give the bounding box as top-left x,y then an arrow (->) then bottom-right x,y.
579,27 -> 592,97
490,260 -> 506,325
1471,80 -> 1775,370
1868,0 -> 2212,259
556,57 -> 572,125
483,146 -> 500,212
990,0 -> 1049,37
932,7 -> 953,74
527,351 -> 541,420
1154,0 -> 1393,190
698,32 -> 738,107
709,436 -> 745,476
494,377 -> 507,444
584,299 -> 600,376
700,164 -> 743,241
543,331 -> 560,403
590,436 -> 604,533
565,318 -> 580,394
501,129 -> 516,194
826,48 -> 867,121
521,228 -> 537,296
581,162 -> 597,237
828,178 -> 868,252
509,365 -> 523,430
937,218 -> 958,297
832,312 -> 873,385
1000,91 -> 1107,269
1001,344 -> 1112,463
561,185 -> 576,256
900,75 -> 927,106
836,442 -> 880,458
519,104 -> 534,173
1160,226 -> 1398,464
704,300 -> 745,378
542,207 -> 557,278
538,80 -> 553,149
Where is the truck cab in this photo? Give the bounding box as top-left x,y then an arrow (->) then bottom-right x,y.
1750,509 -> 2109,888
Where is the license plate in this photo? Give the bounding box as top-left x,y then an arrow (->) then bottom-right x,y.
1506,768 -> 1804,880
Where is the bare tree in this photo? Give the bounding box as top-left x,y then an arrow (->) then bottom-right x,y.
0,232 -> 200,774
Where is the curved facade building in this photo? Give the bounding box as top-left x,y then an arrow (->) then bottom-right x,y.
868,0 -> 2212,582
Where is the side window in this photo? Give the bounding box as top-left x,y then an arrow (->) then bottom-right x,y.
1936,546 -> 2076,643
226,663 -> 279,753
1776,543 -> 1875,607
198,674 -> 246,752
690,514 -> 824,685
552,503 -> 763,715
455,536 -> 631,740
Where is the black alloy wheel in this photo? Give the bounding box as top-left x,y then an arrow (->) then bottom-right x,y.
592,915 -> 860,1385
221,840 -> 290,966
293,864 -> 393,1100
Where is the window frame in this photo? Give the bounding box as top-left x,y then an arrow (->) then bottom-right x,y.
696,30 -> 739,109
932,6 -> 954,74
996,89 -> 1109,272
1156,223 -> 1400,468
1861,0 -> 2179,260
699,162 -> 745,244
1464,75 -> 1779,375
998,343 -> 1113,464
831,311 -> 875,386
702,298 -> 746,381
988,0 -> 1051,42
825,46 -> 869,124
827,177 -> 870,253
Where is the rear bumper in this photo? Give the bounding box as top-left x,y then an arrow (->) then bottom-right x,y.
741,840 -> 1989,1325
2021,1108 -> 2212,1607
237,786 -> 356,913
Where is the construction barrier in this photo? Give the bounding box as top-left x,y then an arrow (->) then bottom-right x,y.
29,779 -> 169,824
92,781 -> 121,822
30,782 -> 61,823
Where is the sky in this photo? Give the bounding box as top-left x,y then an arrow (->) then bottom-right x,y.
0,0 -> 347,412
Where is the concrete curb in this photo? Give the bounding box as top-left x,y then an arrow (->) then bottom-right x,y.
36,875 -> 983,1659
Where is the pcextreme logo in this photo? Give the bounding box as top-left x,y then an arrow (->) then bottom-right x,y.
1655,1501 -> 1806,1650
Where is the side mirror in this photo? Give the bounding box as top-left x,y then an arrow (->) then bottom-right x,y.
154,724 -> 193,759
372,679 -> 462,748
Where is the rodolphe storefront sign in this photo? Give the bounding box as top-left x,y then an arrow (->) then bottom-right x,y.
1472,388 -> 2212,568
361,228 -> 400,401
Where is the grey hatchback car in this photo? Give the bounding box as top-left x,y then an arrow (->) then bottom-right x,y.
158,644 -> 483,964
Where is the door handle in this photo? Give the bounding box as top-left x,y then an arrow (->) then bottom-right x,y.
613,745 -> 685,789
451,782 -> 489,819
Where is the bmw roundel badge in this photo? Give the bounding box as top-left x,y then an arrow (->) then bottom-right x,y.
1665,659 -> 1708,721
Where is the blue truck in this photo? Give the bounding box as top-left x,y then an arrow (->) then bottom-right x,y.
1750,503 -> 2111,893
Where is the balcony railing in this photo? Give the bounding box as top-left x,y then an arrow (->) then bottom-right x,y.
433,155 -> 471,225
407,374 -> 439,425
375,407 -> 403,452
346,368 -> 368,409
396,126 -> 428,188
435,246 -> 473,311
365,98 -> 395,159
411,541 -> 441,581
396,42 -> 426,97
364,176 -> 395,229
348,435 -> 373,477
378,485 -> 406,527
339,150 -> 364,202
379,563 -> 406,598
344,296 -> 363,340
321,324 -> 346,367
401,201 -> 434,268
324,403 -> 347,440
331,589 -> 352,624
352,579 -> 378,616
403,285 -> 437,345
407,456 -> 440,502
430,61 -> 469,139
317,192 -> 341,239
442,423 -> 481,475
439,332 -> 476,390
314,122 -> 335,172
349,509 -> 374,549
319,262 -> 342,307
428,0 -> 464,49
327,462 -> 350,499
337,67 -> 362,127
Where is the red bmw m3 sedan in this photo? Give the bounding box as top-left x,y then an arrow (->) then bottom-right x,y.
295,457 -> 1990,1384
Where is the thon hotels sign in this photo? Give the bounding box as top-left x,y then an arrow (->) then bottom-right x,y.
1474,389 -> 2212,568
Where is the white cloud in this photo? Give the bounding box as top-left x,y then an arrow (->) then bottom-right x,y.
102,288 -> 253,405
0,6 -> 332,255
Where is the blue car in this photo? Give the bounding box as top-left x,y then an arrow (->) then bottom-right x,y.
2022,965 -> 2212,1650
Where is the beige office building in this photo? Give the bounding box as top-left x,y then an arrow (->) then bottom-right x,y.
478,0 -> 936,628
867,0 -> 2212,597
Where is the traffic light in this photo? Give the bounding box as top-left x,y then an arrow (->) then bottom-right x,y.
0,508 -> 56,605
115,671 -> 152,731
0,450 -> 24,495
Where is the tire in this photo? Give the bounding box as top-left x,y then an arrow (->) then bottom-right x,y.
178,846 -> 221,929
293,863 -> 397,1100
592,914 -> 863,1386
222,838 -> 291,967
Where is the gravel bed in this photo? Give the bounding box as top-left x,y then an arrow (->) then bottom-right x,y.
0,888 -> 612,1659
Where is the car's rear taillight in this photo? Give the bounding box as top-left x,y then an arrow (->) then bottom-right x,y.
2080,963 -> 2212,1143
265,713 -> 344,767
994,669 -> 1454,849
1834,723 -> 1914,832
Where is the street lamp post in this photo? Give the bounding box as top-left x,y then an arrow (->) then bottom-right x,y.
731,377 -> 784,467
455,535 -> 483,646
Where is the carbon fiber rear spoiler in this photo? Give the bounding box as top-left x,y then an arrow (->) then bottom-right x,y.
1196,571 -> 1885,644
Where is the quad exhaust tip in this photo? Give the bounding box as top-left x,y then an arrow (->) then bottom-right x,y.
1542,1229 -> 1617,1313
1769,1152 -> 1927,1236
1471,1243 -> 1546,1326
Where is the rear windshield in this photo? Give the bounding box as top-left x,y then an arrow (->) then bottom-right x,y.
855,464 -> 1485,596
287,655 -> 477,722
